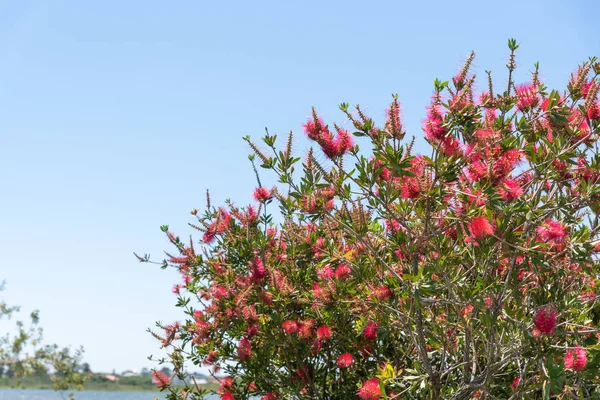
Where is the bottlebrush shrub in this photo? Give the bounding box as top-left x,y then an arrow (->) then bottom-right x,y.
139,40 -> 600,399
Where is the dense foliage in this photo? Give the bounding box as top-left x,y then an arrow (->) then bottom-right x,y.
142,40 -> 600,399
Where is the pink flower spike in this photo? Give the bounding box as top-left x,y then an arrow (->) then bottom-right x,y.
469,216 -> 495,239
357,378 -> 382,400
564,346 -> 587,371
497,178 -> 524,201
363,321 -> 378,341
151,370 -> 171,389
533,306 -> 557,336
253,187 -> 272,202
316,324 -> 331,341
336,353 -> 353,368
237,337 -> 252,361
536,220 -> 567,243
515,83 -> 540,110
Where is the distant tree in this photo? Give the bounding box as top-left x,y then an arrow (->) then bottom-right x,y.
140,367 -> 150,376
159,366 -> 172,377
0,281 -> 87,393
78,362 -> 91,374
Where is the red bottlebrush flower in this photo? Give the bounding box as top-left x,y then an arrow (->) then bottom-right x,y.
301,195 -> 317,213
564,346 -> 587,371
485,107 -> 498,124
363,321 -> 378,341
203,230 -> 216,244
167,231 -> 178,243
202,208 -> 233,243
394,249 -> 405,260
221,392 -> 235,400
211,285 -> 229,300
371,285 -> 393,301
316,324 -> 332,341
193,310 -> 203,320
468,216 -> 495,239
466,156 -> 488,182
219,377 -> 234,394
494,149 -> 522,178
357,378 -> 382,400
581,80 -> 595,98
510,376 -> 521,391
463,188 -> 487,207
242,305 -> 257,321
303,115 -> 327,140
536,219 -> 567,243
587,102 -> 600,120
202,350 -> 218,366
251,256 -> 265,282
422,103 -> 448,142
253,187 -> 272,202
194,320 -> 211,340
319,134 -> 339,159
324,199 -> 335,211
444,226 -> 458,240
385,219 -> 401,233
360,345 -> 374,357
378,166 -> 391,181
317,265 -> 334,280
461,304 -> 474,317
238,337 -> 252,361
474,128 -> 500,145
335,127 -> 354,155
169,256 -> 189,264
172,284 -> 183,294
310,339 -> 322,354
336,353 -> 354,368
485,297 -> 492,308
298,319 -> 315,340
303,112 -> 352,159
313,237 -> 326,258
497,178 -> 524,201
569,109 -> 591,140
400,176 -> 421,199
533,306 -> 557,337
282,320 -> 298,335
440,136 -> 462,157
262,393 -> 278,400
515,83 -> 540,110
246,323 -> 259,336
479,91 -> 491,105
312,282 -> 328,301
259,292 -> 274,306
151,370 -> 170,389
243,205 -> 258,224
334,263 -> 351,279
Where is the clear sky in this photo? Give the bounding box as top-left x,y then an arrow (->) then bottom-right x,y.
0,0 -> 598,374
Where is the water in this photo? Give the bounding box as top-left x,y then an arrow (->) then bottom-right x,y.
0,389 -> 193,400
0,388 -> 221,399
0,388 -> 223,399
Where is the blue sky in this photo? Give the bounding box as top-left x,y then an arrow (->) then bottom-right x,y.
0,0 -> 598,373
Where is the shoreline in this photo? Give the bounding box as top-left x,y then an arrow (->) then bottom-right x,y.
0,384 -> 218,393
